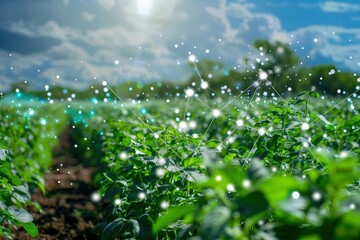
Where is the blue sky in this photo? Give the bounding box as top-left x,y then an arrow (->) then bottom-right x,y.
0,0 -> 359,90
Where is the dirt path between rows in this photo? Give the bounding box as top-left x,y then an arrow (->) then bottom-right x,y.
13,128 -> 102,240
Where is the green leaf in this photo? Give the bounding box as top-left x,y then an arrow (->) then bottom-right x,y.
236,191 -> 268,218
153,204 -> 196,233
101,218 -> 124,240
0,149 -> 6,161
248,158 -> 268,181
317,115 -> 332,125
21,222 -> 38,237
8,206 -> 33,223
260,176 -> 302,203
200,206 -> 231,239
224,153 -> 236,163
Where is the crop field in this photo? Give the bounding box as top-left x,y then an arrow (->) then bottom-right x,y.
1,2 -> 360,240
0,88 -> 359,239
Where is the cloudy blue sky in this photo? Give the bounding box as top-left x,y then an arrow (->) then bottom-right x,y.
0,0 -> 359,90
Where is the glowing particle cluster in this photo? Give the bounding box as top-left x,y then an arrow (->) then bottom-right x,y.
185,88 -> 195,97
212,109 -> 221,118
236,119 -> 244,127
188,54 -> 196,63
201,81 -> 209,89
259,71 -> 268,80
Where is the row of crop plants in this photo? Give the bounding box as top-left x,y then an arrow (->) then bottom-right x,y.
0,103 -> 67,239
72,92 -> 360,239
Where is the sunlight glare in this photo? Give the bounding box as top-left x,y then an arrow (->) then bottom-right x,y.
137,0 -> 153,16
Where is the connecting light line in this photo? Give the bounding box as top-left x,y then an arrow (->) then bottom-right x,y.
350,136 -> 360,151
195,117 -> 215,154
242,135 -> 261,170
268,81 -> 285,101
183,97 -> 190,122
307,147 -> 326,170
310,88 -> 360,125
220,80 -> 258,112
106,84 -> 183,160
194,96 -> 215,111
192,61 -> 202,81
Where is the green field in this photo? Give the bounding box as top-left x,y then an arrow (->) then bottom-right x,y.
0,89 -> 359,239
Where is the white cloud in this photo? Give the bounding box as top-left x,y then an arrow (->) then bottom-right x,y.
291,25 -> 360,70
96,0 -> 116,10
81,11 -> 96,22
320,2 -> 360,13
39,21 -> 82,41
9,21 -> 36,38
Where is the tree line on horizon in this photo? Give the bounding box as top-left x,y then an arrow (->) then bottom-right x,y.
7,39 -> 359,101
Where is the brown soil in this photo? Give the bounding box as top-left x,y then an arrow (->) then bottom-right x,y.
11,128 -> 102,240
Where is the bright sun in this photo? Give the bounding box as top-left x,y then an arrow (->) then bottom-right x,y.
137,0 -> 153,16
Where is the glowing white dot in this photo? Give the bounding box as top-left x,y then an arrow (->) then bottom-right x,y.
102,81 -> 107,86
201,81 -> 209,89
114,60 -> 119,65
314,38 -> 318,43
192,133 -> 199,138
301,122 -> 310,131
90,192 -> 101,202
174,44 -> 178,48
160,201 -> 169,209
215,175 -> 222,182
179,121 -> 187,129
29,109 -> 35,116
339,151 -> 348,158
119,152 -> 128,160
212,109 -> 221,118
258,127 -> 266,136
241,179 -> 250,189
205,49 -> 210,53
157,157 -> 166,165
259,71 -> 268,80
138,192 -> 146,199
185,88 -> 195,97
56,75 -> 60,79
292,191 -> 300,199
189,121 -> 197,128
156,168 -> 165,178
188,54 -> 196,62
154,133 -> 159,139
227,184 -> 235,192
40,119 -> 47,125
236,119 -> 244,127
349,203 -> 356,210
114,199 -> 121,205
312,192 -> 321,201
